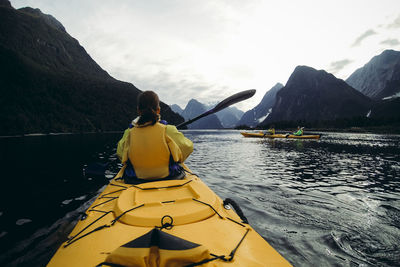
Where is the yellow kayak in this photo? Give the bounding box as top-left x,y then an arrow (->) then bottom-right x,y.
241,132 -> 321,139
48,164 -> 291,266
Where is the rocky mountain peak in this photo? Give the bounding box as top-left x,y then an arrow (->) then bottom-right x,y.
261,65 -> 371,125
237,82 -> 283,127
346,49 -> 400,99
170,104 -> 183,114
19,7 -> 66,32
186,98 -> 204,108
0,0 -> 12,8
180,99 -> 223,129
0,3 -> 184,135
0,5 -> 110,79
286,65 -> 338,91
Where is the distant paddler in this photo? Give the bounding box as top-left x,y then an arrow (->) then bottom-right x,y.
284,126 -> 303,138
263,125 -> 275,137
292,126 -> 304,136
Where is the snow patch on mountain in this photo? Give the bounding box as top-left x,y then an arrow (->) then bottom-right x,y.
382,92 -> 400,100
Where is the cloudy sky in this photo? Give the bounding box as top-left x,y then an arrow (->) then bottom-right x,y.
10,0 -> 400,111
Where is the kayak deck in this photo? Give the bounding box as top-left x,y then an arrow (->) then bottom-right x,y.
48,165 -> 292,266
241,132 -> 321,139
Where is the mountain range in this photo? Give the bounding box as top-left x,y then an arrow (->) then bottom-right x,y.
213,106 -> 244,128
171,100 -> 223,129
235,50 -> 400,129
261,66 -> 372,124
1,0 -> 399,133
0,1 -> 183,135
346,49 -> 400,100
237,83 -> 283,127
173,49 -> 399,130
171,100 -> 244,129
175,47 -> 399,130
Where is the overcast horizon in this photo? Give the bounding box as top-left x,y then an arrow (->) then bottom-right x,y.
10,0 -> 400,111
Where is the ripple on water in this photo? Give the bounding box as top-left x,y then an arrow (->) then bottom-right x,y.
379,204 -> 400,229
15,219 -> 32,226
61,199 -> 73,205
321,231 -> 371,266
74,195 -> 87,201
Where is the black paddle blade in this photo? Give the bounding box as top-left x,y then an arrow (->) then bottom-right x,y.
212,89 -> 256,113
176,89 -> 256,129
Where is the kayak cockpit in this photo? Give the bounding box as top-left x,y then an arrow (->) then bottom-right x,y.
114,178 -> 219,226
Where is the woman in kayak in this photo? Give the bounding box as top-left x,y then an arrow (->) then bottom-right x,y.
116,91 -> 193,181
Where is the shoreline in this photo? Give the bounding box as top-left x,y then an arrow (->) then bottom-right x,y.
0,131 -> 124,139
1,127 -> 400,138
236,126 -> 400,135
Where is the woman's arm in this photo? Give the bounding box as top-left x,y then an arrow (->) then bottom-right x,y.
166,125 -> 193,161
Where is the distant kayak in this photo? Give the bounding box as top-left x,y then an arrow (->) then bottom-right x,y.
241,132 -> 321,139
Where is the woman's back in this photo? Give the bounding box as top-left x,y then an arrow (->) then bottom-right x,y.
117,91 -> 193,180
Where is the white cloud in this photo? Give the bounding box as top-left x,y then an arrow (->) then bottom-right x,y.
387,14 -> 400,28
352,30 -> 378,47
380,38 -> 400,46
328,59 -> 353,74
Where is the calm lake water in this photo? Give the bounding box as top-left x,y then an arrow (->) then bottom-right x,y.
0,130 -> 399,266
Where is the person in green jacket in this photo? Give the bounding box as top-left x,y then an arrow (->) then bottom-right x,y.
293,126 -> 304,136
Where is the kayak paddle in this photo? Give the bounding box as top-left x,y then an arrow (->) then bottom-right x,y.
84,89 -> 256,177
176,89 -> 256,129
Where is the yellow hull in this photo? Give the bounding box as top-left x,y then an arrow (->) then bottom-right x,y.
241,132 -> 321,139
48,165 -> 291,266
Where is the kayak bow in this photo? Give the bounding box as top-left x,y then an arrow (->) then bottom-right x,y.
48,164 -> 291,266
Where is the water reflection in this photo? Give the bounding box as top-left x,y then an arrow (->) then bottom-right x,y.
185,130 -> 400,266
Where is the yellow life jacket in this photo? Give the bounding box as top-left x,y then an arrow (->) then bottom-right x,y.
128,122 -> 182,179
267,128 -> 275,135
116,128 -> 130,161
